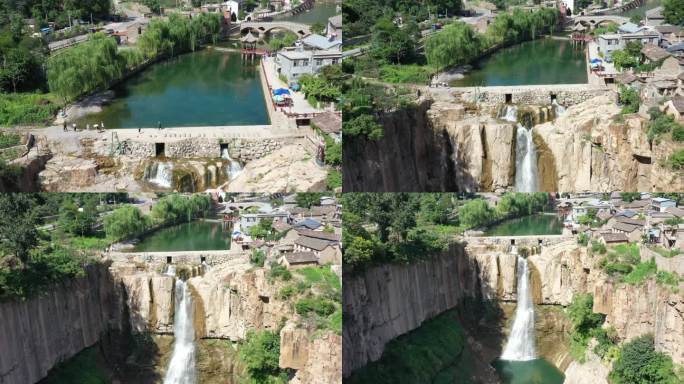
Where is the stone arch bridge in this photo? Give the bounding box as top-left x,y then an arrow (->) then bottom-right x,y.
238,21 -> 311,38
572,15 -> 629,29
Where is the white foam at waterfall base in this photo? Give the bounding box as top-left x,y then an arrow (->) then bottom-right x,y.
164,265 -> 176,277
163,280 -> 197,384
148,162 -> 174,189
221,148 -> 243,180
515,124 -> 538,192
501,252 -> 537,361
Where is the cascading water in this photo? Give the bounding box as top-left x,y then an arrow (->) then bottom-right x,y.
501,247 -> 537,361
501,105 -> 539,192
221,148 -> 243,180
552,99 -> 566,115
514,125 -> 538,193
147,161 -> 174,189
163,278 -> 197,384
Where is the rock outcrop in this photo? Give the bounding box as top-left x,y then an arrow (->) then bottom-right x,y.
0,265 -> 122,384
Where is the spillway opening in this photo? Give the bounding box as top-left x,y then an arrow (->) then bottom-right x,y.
155,143 -> 166,157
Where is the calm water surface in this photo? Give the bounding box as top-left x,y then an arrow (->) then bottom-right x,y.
484,214 -> 563,236
131,221 -> 231,252
493,359 -> 565,384
77,50 -> 269,128
450,39 -> 587,86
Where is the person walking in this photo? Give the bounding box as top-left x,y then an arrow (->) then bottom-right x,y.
138,127 -> 142,133
157,121 -> 162,130
63,121 -> 67,132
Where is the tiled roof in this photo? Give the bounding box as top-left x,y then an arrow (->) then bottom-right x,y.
283,252 -> 318,264
612,221 -> 641,233
601,233 -> 629,243
295,236 -> 332,251
296,229 -> 340,242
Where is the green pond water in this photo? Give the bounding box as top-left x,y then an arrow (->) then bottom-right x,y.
130,221 -> 231,252
276,1 -> 339,25
450,39 -> 587,87
484,214 -> 563,236
493,359 -> 565,384
77,50 -> 269,129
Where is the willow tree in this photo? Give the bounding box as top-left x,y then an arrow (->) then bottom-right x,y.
47,33 -> 124,103
425,22 -> 482,70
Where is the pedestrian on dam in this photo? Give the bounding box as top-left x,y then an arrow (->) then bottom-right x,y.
158,121 -> 162,130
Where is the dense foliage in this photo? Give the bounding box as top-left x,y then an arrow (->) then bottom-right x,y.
46,12 -> 221,103
618,85 -> 640,114
609,334 -> 679,384
566,293 -> 613,361
344,0 -> 463,38
647,108 -> 684,143
425,8 -> 559,69
104,204 -> 150,241
458,192 -> 549,228
662,0 -> 684,25
239,330 -> 288,384
0,0 -> 112,30
150,193 -> 212,225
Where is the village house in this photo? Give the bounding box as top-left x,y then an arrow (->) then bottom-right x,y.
327,14 -> 342,41
275,34 -> 342,82
662,94 -> 684,121
293,235 -> 341,264
652,197 -> 677,212
600,232 -> 630,245
597,31 -> 660,59
611,221 -> 644,243
278,251 -> 319,269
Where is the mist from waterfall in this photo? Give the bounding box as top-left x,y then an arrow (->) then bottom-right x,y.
514,125 -> 538,192
163,279 -> 197,384
147,162 -> 174,189
501,248 -> 537,361
221,147 -> 243,180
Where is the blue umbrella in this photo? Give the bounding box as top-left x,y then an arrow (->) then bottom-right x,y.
273,88 -> 291,96
590,58 -> 602,64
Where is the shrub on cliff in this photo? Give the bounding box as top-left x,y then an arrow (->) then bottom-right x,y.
609,334 -> 678,384
239,330 -> 288,384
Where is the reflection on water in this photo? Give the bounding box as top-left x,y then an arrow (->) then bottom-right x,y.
76,50 -> 270,128
131,221 -> 231,252
450,39 -> 587,86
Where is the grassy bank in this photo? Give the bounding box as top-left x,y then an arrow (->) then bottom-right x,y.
0,92 -> 61,126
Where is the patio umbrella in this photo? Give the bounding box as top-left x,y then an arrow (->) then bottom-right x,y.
273,88 -> 291,96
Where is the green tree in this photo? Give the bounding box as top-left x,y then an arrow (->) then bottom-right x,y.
458,199 -> 494,228
370,17 -> 416,64
662,0 -> 684,25
58,199 -> 97,236
620,192 -> 641,202
609,334 -> 678,384
425,22 -> 482,70
342,114 -> 383,140
310,21 -> 326,35
104,205 -> 150,241
295,193 -> 323,208
618,85 -> 640,114
0,194 -> 38,265
239,330 -> 287,383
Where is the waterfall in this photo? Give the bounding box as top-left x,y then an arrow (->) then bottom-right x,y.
163,279 -> 197,384
515,125 -> 538,193
501,252 -> 537,361
165,265 -> 176,276
500,105 -> 518,123
221,147 -> 243,180
148,161 -> 174,189
552,99 -> 566,115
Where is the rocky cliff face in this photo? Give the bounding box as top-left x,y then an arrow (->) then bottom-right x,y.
188,256 -> 341,384
0,264 -> 123,384
535,94 -> 684,192
343,243 -> 504,376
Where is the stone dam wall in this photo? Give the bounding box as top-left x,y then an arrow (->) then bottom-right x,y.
125,137 -> 296,161
451,84 -> 611,107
